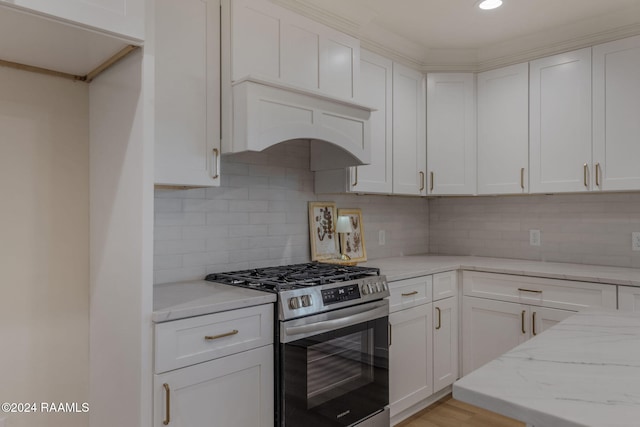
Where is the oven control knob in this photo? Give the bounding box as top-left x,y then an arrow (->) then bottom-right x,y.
289,297 -> 301,310
381,282 -> 387,291
361,284 -> 370,295
301,295 -> 312,307
375,282 -> 382,293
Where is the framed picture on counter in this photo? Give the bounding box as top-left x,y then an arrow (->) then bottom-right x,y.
308,202 -> 339,260
337,208 -> 367,263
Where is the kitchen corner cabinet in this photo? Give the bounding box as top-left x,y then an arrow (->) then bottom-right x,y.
154,0 -> 221,187
593,35 -> 640,191
477,63 -> 529,195
529,48 -> 592,193
314,50 -> 393,194
426,73 -> 476,195
461,271 -> 616,375
393,63 -> 427,196
0,0 -> 144,41
619,286 -> 640,311
388,271 -> 458,420
153,304 -> 274,427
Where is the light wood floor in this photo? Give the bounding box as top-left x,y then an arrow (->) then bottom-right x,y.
396,395 -> 525,427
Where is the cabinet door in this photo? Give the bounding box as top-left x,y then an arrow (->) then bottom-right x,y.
154,345 -> 273,427
619,286 -> 640,311
427,73 -> 476,195
154,0 -> 221,187
462,297 -> 528,376
477,63 -> 529,195
1,0 -> 144,40
392,63 -> 426,196
530,48 -> 592,193
350,50 -> 393,193
433,296 -> 458,393
389,304 -> 433,417
530,306 -> 573,336
593,35 -> 640,191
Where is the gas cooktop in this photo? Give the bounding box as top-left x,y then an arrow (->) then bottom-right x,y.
205,262 -> 380,292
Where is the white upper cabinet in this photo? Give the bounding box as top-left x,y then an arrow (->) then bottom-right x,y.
314,50 -> 393,194
593,35 -> 640,191
393,63 -> 426,196
477,63 -> 529,195
427,73 -> 476,195
154,0 -> 221,187
0,0 -> 144,41
225,0 -> 359,101
530,48 -> 592,193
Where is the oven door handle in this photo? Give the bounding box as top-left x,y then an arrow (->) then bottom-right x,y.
283,303 -> 388,342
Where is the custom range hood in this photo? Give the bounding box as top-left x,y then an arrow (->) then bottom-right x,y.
220,0 -> 374,171
222,76 -> 374,170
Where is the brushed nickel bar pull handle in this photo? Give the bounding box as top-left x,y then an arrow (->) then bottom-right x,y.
520,167 -> 525,190
401,291 -> 419,297
430,171 -> 434,192
352,167 -> 358,187
388,322 -> 392,346
583,163 -> 588,187
518,288 -> 543,294
532,312 -> 537,336
212,148 -> 220,179
521,310 -> 526,334
435,307 -> 442,330
419,171 -> 425,191
163,383 -> 170,425
595,163 -> 600,187
205,329 -> 238,341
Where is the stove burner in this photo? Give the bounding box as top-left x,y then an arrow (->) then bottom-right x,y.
205,262 -> 380,292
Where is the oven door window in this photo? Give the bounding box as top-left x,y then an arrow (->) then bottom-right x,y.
282,316 -> 388,427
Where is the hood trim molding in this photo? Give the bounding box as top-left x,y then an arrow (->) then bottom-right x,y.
222,76 -> 374,170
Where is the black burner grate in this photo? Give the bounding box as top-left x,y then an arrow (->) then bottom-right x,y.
205,262 -> 380,292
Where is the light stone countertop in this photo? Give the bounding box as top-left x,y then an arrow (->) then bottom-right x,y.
152,256 -> 640,323
364,255 -> 640,287
452,309 -> 640,427
152,280 -> 276,323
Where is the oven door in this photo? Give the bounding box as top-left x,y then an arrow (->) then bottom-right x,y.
280,300 -> 389,427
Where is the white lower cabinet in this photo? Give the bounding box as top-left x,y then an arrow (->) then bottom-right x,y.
461,271 -> 616,376
433,296 -> 458,393
153,345 -> 273,427
461,297 -> 572,375
153,304 -> 274,427
619,286 -> 640,311
389,304 -> 433,416
388,271 -> 458,423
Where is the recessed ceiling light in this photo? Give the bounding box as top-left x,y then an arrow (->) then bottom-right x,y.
478,0 -> 503,10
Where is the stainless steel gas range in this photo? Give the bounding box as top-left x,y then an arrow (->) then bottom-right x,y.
207,263 -> 390,427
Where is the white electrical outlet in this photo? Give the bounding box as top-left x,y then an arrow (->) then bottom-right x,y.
379,230 -> 386,246
530,229 -> 541,246
632,232 -> 640,251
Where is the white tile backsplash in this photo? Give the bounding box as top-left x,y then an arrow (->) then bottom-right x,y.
429,193 -> 640,268
153,141 -> 430,284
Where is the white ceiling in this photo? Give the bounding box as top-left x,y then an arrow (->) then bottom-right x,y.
275,0 -> 640,70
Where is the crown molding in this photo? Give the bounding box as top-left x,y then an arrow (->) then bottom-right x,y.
271,0 -> 640,73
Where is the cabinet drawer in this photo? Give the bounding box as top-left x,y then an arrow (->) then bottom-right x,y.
389,276 -> 433,313
433,271 -> 457,301
155,304 -> 274,373
462,271 -> 616,311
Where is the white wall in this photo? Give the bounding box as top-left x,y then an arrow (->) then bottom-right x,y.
430,193 -> 640,268
0,67 -> 89,427
154,141 -> 430,284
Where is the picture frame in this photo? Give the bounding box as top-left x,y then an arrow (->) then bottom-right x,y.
337,208 -> 367,263
308,202 -> 339,260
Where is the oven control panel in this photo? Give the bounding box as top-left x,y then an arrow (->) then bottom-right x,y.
279,275 -> 389,320
321,284 -> 361,305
